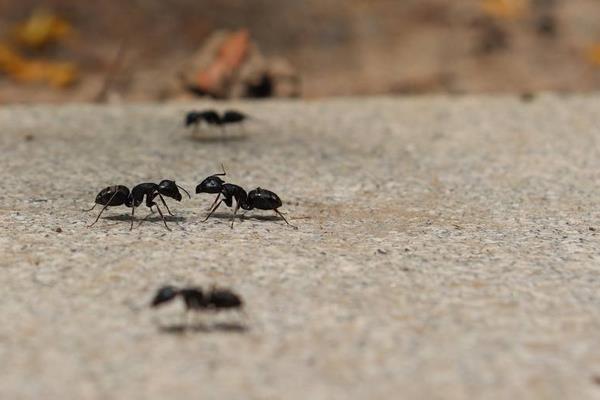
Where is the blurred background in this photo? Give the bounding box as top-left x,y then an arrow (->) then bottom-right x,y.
1,0 -> 600,103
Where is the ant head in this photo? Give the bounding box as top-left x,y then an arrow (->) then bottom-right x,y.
158,180 -> 191,202
151,285 -> 179,307
185,112 -> 199,127
195,176 -> 225,194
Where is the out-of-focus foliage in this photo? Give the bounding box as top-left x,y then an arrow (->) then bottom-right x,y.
0,43 -> 77,87
481,0 -> 528,19
0,9 -> 78,87
195,29 -> 250,95
13,8 -> 73,49
585,44 -> 600,67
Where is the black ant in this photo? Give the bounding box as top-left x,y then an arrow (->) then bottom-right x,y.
195,164 -> 227,209
86,180 -> 190,230
185,110 -> 221,131
245,187 -> 296,228
151,285 -> 243,311
221,110 -> 248,125
196,168 -> 296,228
184,110 -> 250,133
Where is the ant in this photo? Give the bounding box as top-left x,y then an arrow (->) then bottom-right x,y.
86,180 -> 190,230
185,110 -> 220,131
245,187 -> 296,229
151,285 -> 243,311
184,110 -> 250,132
196,168 -> 296,228
220,110 -> 248,125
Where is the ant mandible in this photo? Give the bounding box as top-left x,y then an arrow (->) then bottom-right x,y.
86,180 -> 190,230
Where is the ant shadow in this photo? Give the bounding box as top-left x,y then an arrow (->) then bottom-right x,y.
103,214 -> 186,223
186,133 -> 248,144
158,322 -> 248,335
205,212 -> 282,222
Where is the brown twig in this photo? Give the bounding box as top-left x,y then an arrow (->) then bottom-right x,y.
94,39 -> 126,102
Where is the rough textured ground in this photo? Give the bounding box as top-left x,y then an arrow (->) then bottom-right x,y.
1,96 -> 600,399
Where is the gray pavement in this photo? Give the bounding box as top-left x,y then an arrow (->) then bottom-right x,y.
1,95 -> 600,399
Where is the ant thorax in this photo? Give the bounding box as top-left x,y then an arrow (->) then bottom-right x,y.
222,183 -> 249,208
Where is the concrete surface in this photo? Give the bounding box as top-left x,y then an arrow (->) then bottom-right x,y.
1,95 -> 600,399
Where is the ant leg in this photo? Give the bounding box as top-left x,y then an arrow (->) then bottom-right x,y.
82,204 -> 97,212
274,209 -> 297,229
137,207 -> 155,228
154,204 -> 171,231
157,194 -> 175,216
87,191 -> 120,227
230,203 -> 240,229
88,205 -> 110,227
203,200 -> 223,222
208,193 -> 221,211
130,206 -> 136,230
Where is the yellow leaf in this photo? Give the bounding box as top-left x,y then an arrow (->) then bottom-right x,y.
13,9 -> 73,49
0,43 -> 77,87
0,43 -> 27,75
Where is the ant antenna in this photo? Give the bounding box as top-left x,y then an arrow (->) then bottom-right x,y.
214,163 -> 227,177
82,204 -> 97,212
177,184 -> 191,199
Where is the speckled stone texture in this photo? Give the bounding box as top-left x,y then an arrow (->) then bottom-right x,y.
1,96 -> 600,399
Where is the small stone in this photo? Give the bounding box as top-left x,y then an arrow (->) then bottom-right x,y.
55,227 -> 62,233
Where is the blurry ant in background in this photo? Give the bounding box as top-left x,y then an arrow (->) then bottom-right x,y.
151,285 -> 243,311
220,110 -> 249,125
184,110 -> 250,134
532,0 -> 558,37
185,110 -> 220,131
85,180 -> 190,230
151,285 -> 245,332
